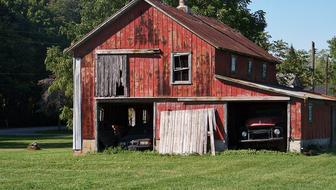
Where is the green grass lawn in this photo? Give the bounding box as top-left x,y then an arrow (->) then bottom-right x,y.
1,135 -> 336,190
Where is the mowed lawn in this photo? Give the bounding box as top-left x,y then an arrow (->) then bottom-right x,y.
1,135 -> 336,190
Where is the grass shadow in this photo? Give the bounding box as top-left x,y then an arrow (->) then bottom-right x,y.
0,135 -> 72,149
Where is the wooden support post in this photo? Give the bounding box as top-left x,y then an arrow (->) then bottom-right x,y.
312,41 -> 316,92
287,102 -> 291,152
153,102 -> 156,151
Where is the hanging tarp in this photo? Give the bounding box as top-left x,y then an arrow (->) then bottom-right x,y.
95,55 -> 128,97
159,108 -> 216,155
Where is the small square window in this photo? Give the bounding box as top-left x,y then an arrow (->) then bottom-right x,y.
171,53 -> 191,84
231,55 -> 237,73
248,60 -> 253,76
308,103 -> 313,123
261,63 -> 267,79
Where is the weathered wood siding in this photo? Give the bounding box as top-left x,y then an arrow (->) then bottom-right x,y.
155,102 -> 225,142
215,50 -> 278,84
290,99 -> 303,140
95,55 -> 128,97
76,1 -> 278,100
81,53 -> 95,140
301,100 -> 332,140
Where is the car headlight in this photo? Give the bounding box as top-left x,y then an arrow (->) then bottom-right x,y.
274,129 -> 281,135
139,141 -> 150,145
242,131 -> 247,138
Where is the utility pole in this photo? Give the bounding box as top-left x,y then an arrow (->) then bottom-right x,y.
325,55 -> 330,95
311,41 -> 316,92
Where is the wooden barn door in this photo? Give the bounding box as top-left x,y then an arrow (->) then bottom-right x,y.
95,55 -> 129,97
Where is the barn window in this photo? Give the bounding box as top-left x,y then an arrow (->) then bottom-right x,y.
308,103 -> 313,123
261,63 -> 267,79
248,59 -> 253,76
171,52 -> 192,84
128,108 -> 136,127
231,55 -> 237,73
142,109 -> 149,124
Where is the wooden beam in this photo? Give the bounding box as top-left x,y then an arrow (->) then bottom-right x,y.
287,102 -> 291,152
95,96 -> 290,102
178,96 -> 290,102
95,48 -> 161,55
215,74 -> 305,99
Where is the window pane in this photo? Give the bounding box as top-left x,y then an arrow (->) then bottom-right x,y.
174,56 -> 181,68
182,70 -> 189,81
180,55 -> 189,68
173,71 -> 182,81
262,63 -> 267,78
231,55 -> 236,72
128,108 -> 136,127
142,109 -> 148,124
308,103 -> 313,123
248,60 -> 252,75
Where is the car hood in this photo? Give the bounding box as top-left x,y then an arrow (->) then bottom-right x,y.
246,117 -> 281,128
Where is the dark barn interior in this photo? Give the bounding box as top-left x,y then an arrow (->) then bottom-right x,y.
97,102 -> 153,151
227,102 -> 287,151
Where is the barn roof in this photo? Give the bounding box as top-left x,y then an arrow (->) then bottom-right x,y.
66,0 -> 279,63
215,75 -> 336,101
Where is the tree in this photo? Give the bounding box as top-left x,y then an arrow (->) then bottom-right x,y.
327,37 -> 336,94
182,0 -> 270,49
270,39 -> 289,61
276,46 -> 314,88
0,0 -> 63,127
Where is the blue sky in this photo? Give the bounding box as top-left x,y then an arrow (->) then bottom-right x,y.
249,0 -> 336,51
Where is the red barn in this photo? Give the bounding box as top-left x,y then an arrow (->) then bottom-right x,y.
67,0 -> 336,154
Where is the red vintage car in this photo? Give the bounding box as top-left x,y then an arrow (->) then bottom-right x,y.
240,116 -> 284,142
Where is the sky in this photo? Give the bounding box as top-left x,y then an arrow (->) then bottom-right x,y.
249,0 -> 336,51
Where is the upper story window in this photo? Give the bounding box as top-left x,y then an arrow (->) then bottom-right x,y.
261,63 -> 267,79
248,59 -> 253,76
171,52 -> 192,84
231,55 -> 237,73
308,103 -> 313,123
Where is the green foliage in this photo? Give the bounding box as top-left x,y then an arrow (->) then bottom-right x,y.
182,0 -> 270,49
0,0 -> 63,127
276,46 -> 314,88
270,39 -> 289,60
327,37 -> 336,94
45,47 -> 73,97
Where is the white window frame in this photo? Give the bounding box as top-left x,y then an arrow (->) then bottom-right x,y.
171,52 -> 192,85
261,63 -> 267,79
308,102 -> 313,123
231,55 -> 237,73
248,59 -> 253,77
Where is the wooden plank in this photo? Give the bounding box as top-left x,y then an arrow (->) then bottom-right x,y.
287,102 -> 291,151
208,109 -> 215,156
223,103 -> 228,150
153,102 -> 156,150
73,58 -> 82,150
95,48 -> 161,55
